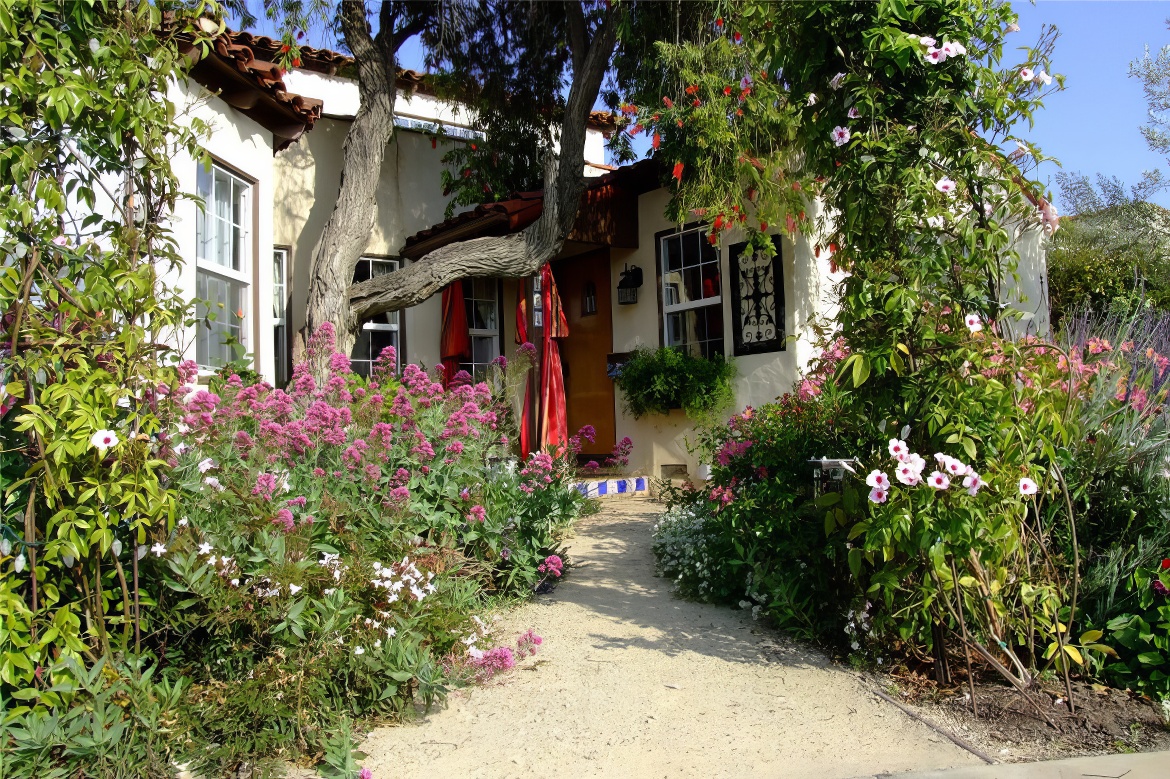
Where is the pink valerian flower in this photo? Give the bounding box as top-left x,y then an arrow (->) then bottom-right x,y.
576,424 -> 597,444
868,487 -> 888,504
234,430 -> 254,454
715,439 -> 752,466
865,470 -> 890,489
359,769 -> 373,779
962,472 -> 984,496
537,554 -> 564,578
927,471 -> 950,490
517,342 -> 538,360
606,436 -> 634,468
177,360 -> 199,385
965,313 -> 983,333
287,495 -> 307,508
517,629 -> 543,657
312,467 -> 326,477
470,646 -> 516,680
468,505 -> 487,523
446,440 -> 465,455
372,345 -> 398,381
389,486 -> 410,502
584,460 -> 599,470
328,351 -> 351,374
830,126 -> 851,146
364,463 -> 382,482
253,472 -> 278,500
272,508 -> 295,532
1019,477 -> 1038,496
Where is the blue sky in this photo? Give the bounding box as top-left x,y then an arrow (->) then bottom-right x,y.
243,2 -> 1170,212
1015,1 -> 1170,209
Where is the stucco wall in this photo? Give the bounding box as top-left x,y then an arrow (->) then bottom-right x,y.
167,80 -> 278,381
608,190 -> 842,478
273,121 -> 464,368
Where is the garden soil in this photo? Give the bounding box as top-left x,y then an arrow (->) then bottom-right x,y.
354,498 -> 984,778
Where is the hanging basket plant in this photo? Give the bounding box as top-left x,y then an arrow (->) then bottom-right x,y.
613,347 -> 735,422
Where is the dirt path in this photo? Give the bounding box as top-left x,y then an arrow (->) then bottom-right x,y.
358,498 -> 982,778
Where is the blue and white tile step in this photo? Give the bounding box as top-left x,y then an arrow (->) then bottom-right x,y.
574,477 -> 648,498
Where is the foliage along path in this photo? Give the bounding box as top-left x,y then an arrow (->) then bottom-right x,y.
358,498 -> 981,778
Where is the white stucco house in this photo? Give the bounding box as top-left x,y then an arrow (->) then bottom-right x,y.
174,29 -> 1051,479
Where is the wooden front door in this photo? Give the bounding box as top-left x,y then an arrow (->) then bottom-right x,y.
552,251 -> 616,459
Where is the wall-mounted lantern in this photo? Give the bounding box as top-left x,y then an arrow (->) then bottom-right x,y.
617,264 -> 643,305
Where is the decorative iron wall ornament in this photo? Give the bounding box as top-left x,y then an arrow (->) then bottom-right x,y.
729,236 -> 786,356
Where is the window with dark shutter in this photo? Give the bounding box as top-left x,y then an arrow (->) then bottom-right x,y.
728,236 -> 785,356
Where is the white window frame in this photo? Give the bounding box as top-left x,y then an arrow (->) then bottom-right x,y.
659,225 -> 724,358
350,256 -> 401,377
462,278 -> 501,379
273,247 -> 290,387
195,161 -> 252,370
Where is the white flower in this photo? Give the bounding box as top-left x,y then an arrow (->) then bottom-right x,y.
207,555 -> 217,566
962,472 -> 984,496
151,542 -> 167,557
90,429 -> 120,452
1006,22 -> 1020,33
851,641 -> 860,651
1019,477 -> 1038,496
965,312 -> 983,333
830,125 -> 851,146
943,457 -> 967,477
354,646 -> 364,655
289,583 -> 302,595
324,588 -> 336,596
203,476 -> 224,491
927,471 -> 950,490
895,463 -> 921,486
14,553 -> 26,573
830,72 -> 846,90
888,439 -> 908,459
88,39 -> 99,54
868,487 -> 888,504
941,41 -> 966,58
865,470 -> 890,489
198,542 -> 213,556
0,538 -> 10,556
197,458 -> 217,473
807,93 -> 818,106
1035,69 -> 1052,86
926,215 -> 945,229
1019,67 -> 1034,81
924,47 -> 946,65
374,639 -> 382,648
935,176 -> 957,194
919,36 -> 937,47
178,517 -> 189,527
230,578 -> 240,587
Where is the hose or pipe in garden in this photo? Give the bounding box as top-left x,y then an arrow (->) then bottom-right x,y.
871,689 -> 997,765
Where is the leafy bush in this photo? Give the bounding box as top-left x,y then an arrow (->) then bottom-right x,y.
1102,558 -> 1170,699
613,347 -> 735,421
145,327 -> 587,774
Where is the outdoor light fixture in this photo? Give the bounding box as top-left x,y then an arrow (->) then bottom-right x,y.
617,264 -> 643,305
808,457 -> 861,497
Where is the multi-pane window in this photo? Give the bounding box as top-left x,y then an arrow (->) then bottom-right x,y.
660,226 -> 724,359
273,248 -> 290,387
195,162 -> 251,369
350,257 -> 400,378
461,277 -> 500,379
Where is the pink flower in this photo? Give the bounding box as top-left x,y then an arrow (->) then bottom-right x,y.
829,72 -> 846,90
865,470 -> 890,489
925,47 -> 946,64
1019,67 -> 1034,81
272,508 -> 295,532
888,439 -> 908,459
831,126 -> 851,147
962,472 -> 984,496
253,472 -> 278,500
847,106 -> 861,119
52,235 -> 68,246
360,769 -> 373,779
935,176 -> 957,194
964,313 -> 983,333
927,471 -> 950,490
468,505 -> 487,523
1019,477 -> 1038,496
537,554 -> 564,578
868,487 -> 888,504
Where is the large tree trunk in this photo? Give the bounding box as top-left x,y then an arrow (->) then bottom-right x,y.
348,6 -> 620,320
300,0 -> 425,372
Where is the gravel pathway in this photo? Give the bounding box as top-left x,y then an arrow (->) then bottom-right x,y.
358,498 -> 981,778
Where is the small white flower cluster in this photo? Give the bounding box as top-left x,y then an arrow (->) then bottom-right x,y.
370,557 -> 436,603
462,614 -> 493,660
652,503 -> 720,598
844,602 -> 874,650
318,552 -> 345,582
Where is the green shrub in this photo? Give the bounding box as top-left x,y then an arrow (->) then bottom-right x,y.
613,347 -> 735,422
1101,559 -> 1170,700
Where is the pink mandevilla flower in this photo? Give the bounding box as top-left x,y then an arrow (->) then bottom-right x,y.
1019,477 -> 1038,496
927,471 -> 950,490
965,313 -> 983,333
962,472 -> 984,496
868,487 -> 888,504
865,470 -> 890,490
1019,67 -> 1034,81
888,439 -> 908,459
935,176 -> 956,194
831,126 -> 851,147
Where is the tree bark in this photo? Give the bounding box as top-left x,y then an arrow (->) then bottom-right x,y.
348,4 -> 620,319
300,0 -> 426,369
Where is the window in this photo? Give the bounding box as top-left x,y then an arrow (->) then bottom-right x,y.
582,281 -> 598,316
350,257 -> 401,378
273,248 -> 290,387
461,277 -> 501,379
729,236 -> 786,355
195,162 -> 252,369
659,225 -> 724,359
